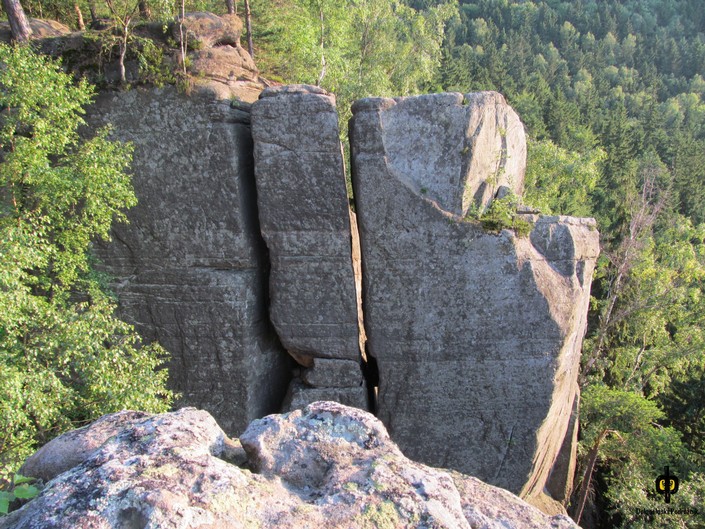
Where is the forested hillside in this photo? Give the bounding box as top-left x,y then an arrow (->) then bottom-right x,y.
2,0 -> 704,526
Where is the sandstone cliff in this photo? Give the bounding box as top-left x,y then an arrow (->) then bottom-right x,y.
70,32 -> 599,511
88,88 -> 291,435
349,94 -> 598,505
3,404 -> 580,529
250,85 -> 366,410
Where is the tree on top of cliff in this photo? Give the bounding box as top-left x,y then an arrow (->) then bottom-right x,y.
0,43 -> 174,485
250,0 -> 456,117
1,0 -> 32,41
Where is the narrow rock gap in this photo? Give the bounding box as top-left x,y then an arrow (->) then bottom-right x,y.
343,138 -> 379,415
361,349 -> 379,414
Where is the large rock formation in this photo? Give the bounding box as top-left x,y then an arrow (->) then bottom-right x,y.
2,404 -> 579,529
349,92 -> 526,216
350,93 -> 599,501
83,79 -> 597,512
251,85 -> 366,409
88,88 -> 291,435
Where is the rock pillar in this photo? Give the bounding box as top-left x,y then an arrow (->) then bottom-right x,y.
350,92 -> 599,497
251,85 -> 366,409
90,87 -> 290,435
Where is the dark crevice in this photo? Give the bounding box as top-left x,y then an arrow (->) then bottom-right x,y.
361,350 -> 379,415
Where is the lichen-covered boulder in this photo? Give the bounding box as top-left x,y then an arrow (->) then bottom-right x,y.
2,404 -> 579,529
18,411 -> 149,483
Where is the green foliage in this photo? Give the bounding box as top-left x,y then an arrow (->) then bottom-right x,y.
580,385 -> 702,528
0,44 -> 174,487
523,139 -> 604,217
251,0 -> 456,121
468,192 -> 532,237
0,475 -> 40,515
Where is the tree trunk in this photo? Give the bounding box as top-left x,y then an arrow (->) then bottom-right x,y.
74,2 -> 85,30
178,0 -> 186,74
244,0 -> 253,59
571,429 -> 609,525
225,0 -> 235,15
88,0 -> 98,25
2,0 -> 32,42
118,28 -> 129,85
316,5 -> 326,86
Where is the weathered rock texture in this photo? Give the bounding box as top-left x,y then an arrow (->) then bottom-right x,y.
251,85 -> 365,408
177,13 -> 265,103
75,82 -> 597,513
2,404 -> 579,529
350,92 -> 526,217
350,93 -> 599,501
89,87 -> 290,435
174,12 -> 243,49
18,411 -> 150,483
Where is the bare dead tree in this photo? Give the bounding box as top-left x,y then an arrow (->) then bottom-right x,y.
243,0 -> 253,58
579,163 -> 670,386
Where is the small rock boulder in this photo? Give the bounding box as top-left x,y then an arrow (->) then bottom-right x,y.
18,411 -> 149,483
0,18 -> 71,43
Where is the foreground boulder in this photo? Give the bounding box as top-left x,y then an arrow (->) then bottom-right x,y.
2,404 -> 579,529
350,93 -> 599,501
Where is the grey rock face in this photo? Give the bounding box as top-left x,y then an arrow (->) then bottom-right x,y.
351,92 -> 525,217
251,85 -> 365,407
3,404 -> 579,529
350,93 -> 599,498
89,87 -> 290,435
